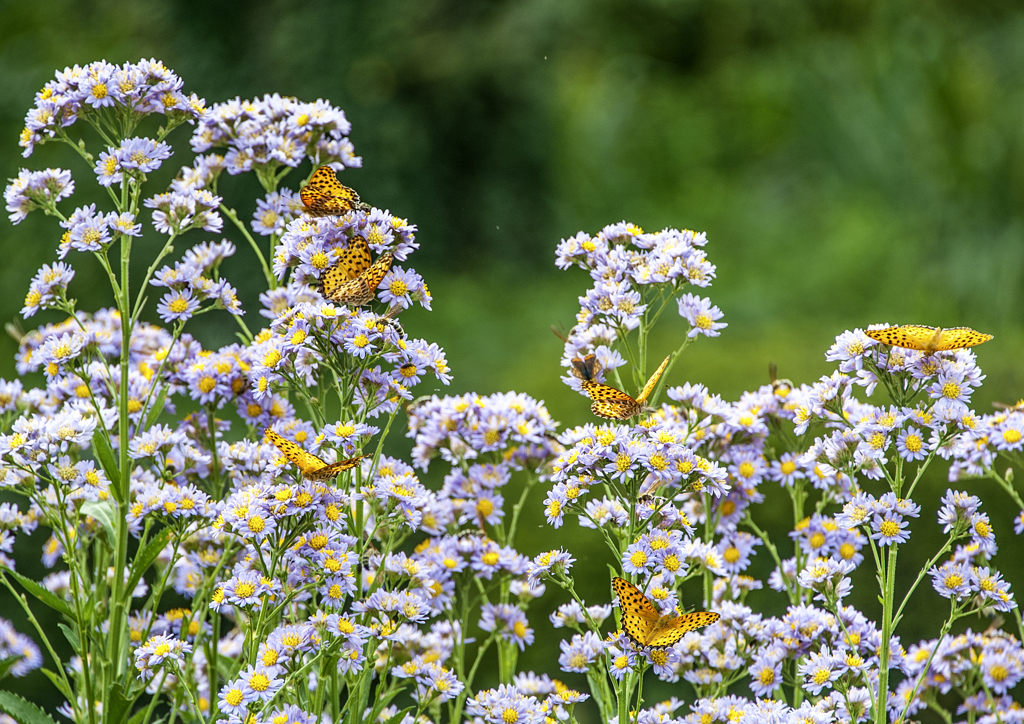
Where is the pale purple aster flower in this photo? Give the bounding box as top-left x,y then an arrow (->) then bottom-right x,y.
557,632 -> 605,674
479,604 -> 534,651
928,368 -> 973,418
968,511 -> 997,556
94,148 -> 122,186
37,332 -> 88,374
378,267 -> 419,309
81,63 -> 117,108
798,647 -> 841,695
930,560 -> 971,599
994,415 -> 1024,452
621,540 -> 654,576
980,649 -> 1023,694
0,619 -> 42,677
237,664 -> 283,701
678,292 -> 726,338
59,204 -> 110,257
937,489 -> 979,533
748,653 -> 783,697
118,137 -> 173,172
107,211 -> 142,236
971,568 -> 1015,611
133,634 -> 193,681
22,262 -> 74,318
466,683 -> 545,724
157,289 -> 200,324
217,678 -> 256,718
871,513 -> 910,546
895,426 -> 927,461
251,190 -> 296,235
826,329 -> 875,373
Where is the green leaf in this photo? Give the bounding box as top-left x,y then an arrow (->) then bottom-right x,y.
56,624 -> 79,651
0,690 -> 59,724
38,669 -> 70,700
91,431 -> 121,489
382,707 -> 413,724
126,527 -> 174,597
0,656 -> 23,680
3,569 -> 72,618
80,500 -> 117,544
106,682 -> 131,724
143,386 -> 169,431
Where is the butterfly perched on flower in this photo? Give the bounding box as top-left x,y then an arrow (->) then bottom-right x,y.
264,429 -> 365,481
612,577 -> 719,648
300,166 -> 370,217
570,355 -> 669,420
864,325 -> 992,354
316,236 -> 394,307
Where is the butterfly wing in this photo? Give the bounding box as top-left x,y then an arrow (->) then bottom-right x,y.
361,252 -> 393,295
864,325 -> 936,351
265,428 -> 328,477
582,381 -> 641,419
318,263 -> 351,299
570,354 -> 601,382
613,577 -> 719,649
323,277 -> 372,306
635,355 -> 670,404
322,253 -> 393,306
305,455 -> 367,481
647,611 -> 721,648
300,166 -> 369,216
934,327 -> 994,351
866,324 -> 992,353
335,236 -> 373,278
612,577 -> 659,646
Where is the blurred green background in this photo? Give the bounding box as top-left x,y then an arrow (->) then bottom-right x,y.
2,0 -> 1024,709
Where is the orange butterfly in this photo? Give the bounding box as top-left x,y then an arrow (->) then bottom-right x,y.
864,325 -> 992,354
264,428 -> 365,481
317,236 -> 393,307
300,166 -> 370,217
570,355 -> 669,419
612,577 -> 719,648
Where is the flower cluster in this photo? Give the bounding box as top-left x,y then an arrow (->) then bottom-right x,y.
18,58 -> 205,158
4,57 -> 1024,724
555,222 -> 725,392
192,93 -> 360,174
151,239 -> 243,323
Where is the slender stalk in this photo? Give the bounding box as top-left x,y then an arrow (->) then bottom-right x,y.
874,544 -> 898,724
105,222 -> 134,710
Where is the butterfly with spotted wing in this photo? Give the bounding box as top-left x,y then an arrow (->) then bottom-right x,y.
569,355 -> 669,420
612,577 -> 719,648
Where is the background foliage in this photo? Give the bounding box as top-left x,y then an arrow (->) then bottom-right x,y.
1,0 -> 1023,708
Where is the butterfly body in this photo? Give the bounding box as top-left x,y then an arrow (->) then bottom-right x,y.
571,355 -> 669,420
864,325 -> 992,354
300,166 -> 370,216
264,429 -> 365,481
612,577 -> 719,648
570,353 -> 602,382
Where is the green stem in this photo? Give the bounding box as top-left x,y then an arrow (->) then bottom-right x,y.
891,534 -> 957,627
105,223 -> 134,715
220,204 -> 275,288
896,601 -> 958,724
874,543 -> 898,724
